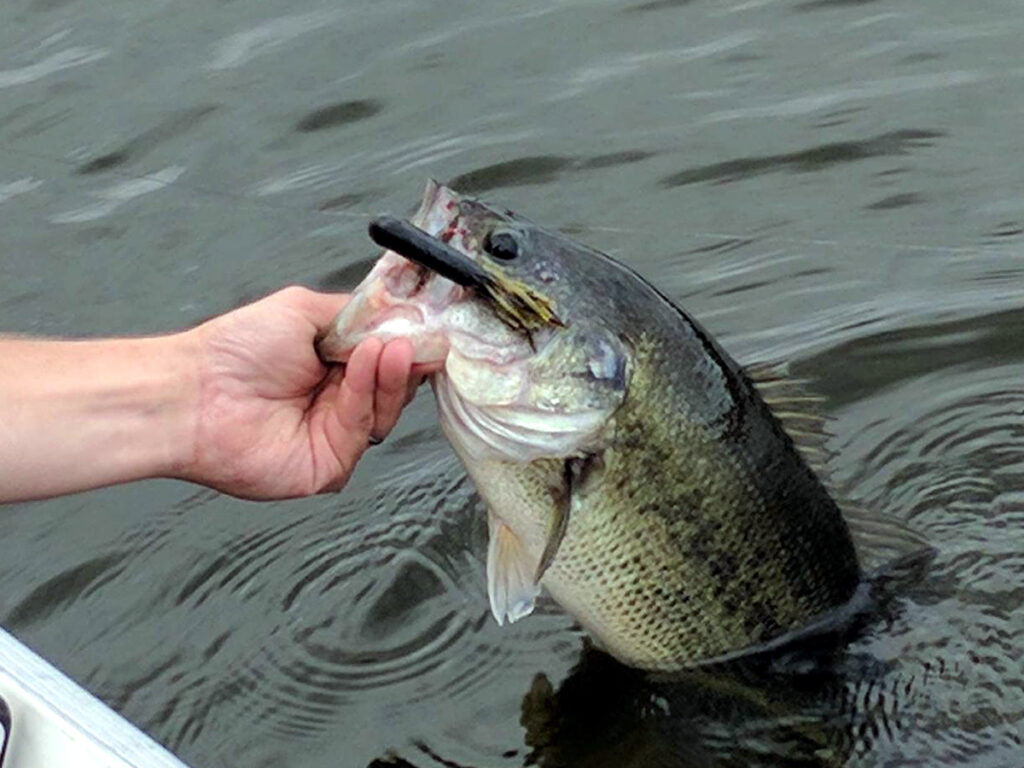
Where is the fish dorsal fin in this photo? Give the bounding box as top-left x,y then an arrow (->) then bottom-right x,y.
745,361 -> 833,479
840,501 -> 935,574
747,363 -> 936,576
487,511 -> 541,626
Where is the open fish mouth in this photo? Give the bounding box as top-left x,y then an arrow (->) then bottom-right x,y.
315,182 -> 469,365
316,181 -> 561,366
367,215 -> 494,293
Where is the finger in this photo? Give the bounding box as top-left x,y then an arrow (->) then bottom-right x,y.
373,338 -> 415,441
321,337 -> 384,487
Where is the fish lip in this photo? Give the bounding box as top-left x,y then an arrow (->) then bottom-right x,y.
367,215 -> 492,291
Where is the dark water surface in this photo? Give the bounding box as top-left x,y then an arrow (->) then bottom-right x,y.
1,1 -> 1022,766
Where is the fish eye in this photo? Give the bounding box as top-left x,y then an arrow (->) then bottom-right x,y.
482,230 -> 519,261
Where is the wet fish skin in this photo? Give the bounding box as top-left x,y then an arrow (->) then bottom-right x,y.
319,182 -> 863,670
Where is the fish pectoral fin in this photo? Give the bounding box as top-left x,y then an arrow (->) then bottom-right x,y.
534,460 -> 573,584
487,511 -> 541,626
534,454 -> 597,583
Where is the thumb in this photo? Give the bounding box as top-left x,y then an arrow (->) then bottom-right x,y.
317,337 -> 384,491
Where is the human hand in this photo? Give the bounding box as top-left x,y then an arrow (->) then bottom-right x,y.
180,286 -> 433,499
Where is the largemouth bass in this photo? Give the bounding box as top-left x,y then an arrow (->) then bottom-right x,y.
318,181 -> 864,671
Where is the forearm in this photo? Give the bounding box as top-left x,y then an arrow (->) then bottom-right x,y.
0,334 -> 199,502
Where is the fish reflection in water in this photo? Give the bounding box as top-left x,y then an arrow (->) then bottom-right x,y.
521,643 -> 873,768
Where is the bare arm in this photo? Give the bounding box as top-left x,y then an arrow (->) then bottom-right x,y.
0,334 -> 196,501
0,287 -> 429,504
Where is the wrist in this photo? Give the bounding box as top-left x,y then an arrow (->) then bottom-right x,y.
146,331 -> 203,482
66,332 -> 202,488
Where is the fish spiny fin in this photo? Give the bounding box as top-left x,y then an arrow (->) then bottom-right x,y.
841,501 -> 935,574
749,362 -> 936,575
487,510 -> 541,626
746,361 -> 834,480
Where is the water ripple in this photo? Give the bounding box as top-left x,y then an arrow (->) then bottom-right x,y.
820,360 -> 1024,765
0,46 -> 108,89
701,72 -> 982,124
0,177 -> 42,203
552,31 -> 759,99
50,165 -> 185,223
206,10 -> 342,71
55,451 -> 568,758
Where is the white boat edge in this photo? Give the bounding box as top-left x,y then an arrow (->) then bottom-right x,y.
0,625 -> 192,767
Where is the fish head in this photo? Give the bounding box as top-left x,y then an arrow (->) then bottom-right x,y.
317,180 -> 630,463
